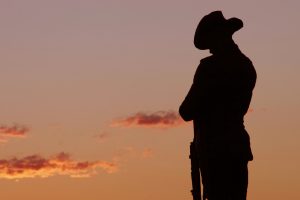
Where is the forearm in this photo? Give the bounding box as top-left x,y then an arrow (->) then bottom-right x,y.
179,84 -> 203,121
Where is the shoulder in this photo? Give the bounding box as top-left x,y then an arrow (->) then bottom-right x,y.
197,55 -> 215,72
193,55 -> 215,82
200,55 -> 215,65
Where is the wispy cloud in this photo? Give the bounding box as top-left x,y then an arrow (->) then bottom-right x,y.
113,147 -> 154,162
0,124 -> 29,143
93,131 -> 110,142
142,148 -> 154,159
111,111 -> 184,128
0,152 -> 117,180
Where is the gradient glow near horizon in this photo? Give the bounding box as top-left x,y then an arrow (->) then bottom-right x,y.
0,0 -> 300,199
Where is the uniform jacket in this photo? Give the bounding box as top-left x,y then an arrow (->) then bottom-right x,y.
179,43 -> 256,160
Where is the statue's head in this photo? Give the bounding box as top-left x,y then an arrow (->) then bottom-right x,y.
194,11 -> 243,50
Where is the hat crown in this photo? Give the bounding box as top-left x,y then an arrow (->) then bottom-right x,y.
198,11 -> 230,32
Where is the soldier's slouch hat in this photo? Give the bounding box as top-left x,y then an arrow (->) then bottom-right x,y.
194,11 -> 243,50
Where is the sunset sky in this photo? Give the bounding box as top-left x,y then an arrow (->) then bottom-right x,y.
0,0 -> 300,199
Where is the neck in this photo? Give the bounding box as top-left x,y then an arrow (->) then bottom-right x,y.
209,40 -> 238,55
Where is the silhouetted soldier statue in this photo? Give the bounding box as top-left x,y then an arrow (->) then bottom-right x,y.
179,11 -> 256,200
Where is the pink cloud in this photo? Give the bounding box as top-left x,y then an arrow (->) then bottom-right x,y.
111,111 -> 184,128
0,152 -> 118,180
0,124 -> 29,137
0,124 -> 29,143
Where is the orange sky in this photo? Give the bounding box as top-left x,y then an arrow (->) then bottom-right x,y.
0,0 -> 300,199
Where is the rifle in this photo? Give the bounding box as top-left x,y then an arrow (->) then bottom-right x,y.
190,140 -> 201,200
190,120 -> 202,200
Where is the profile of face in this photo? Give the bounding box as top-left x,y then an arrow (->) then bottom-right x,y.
195,29 -> 232,52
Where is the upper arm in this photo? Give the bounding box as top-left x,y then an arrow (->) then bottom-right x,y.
179,60 -> 208,121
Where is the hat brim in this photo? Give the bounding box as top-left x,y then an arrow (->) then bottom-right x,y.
225,17 -> 243,35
